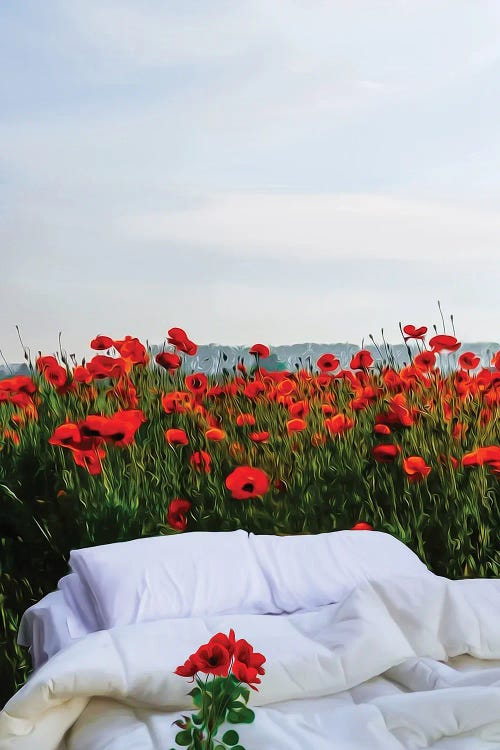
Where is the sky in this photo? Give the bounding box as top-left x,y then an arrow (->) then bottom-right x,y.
1,0 -> 500,362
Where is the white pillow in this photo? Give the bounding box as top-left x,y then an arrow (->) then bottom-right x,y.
65,529 -> 431,630
67,530 -> 274,629
249,530 -> 431,613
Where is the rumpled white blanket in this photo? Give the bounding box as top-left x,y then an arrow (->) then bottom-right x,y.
2,574 -> 500,749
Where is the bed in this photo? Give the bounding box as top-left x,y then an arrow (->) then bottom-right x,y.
2,529 -> 500,749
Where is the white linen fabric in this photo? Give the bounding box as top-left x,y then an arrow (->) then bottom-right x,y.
2,574 -> 500,749
63,530 -> 430,630
17,591 -> 76,670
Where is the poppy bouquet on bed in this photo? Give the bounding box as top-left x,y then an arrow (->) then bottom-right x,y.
171,629 -> 266,750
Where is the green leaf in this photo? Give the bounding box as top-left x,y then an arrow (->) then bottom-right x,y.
222,729 -> 240,745
232,746 -> 246,750
191,712 -> 203,725
175,729 -> 192,746
227,705 -> 255,724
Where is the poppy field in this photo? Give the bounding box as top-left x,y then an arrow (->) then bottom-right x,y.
1,323 -> 500,706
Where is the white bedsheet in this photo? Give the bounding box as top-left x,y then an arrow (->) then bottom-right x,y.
2,574 -> 500,749
17,591 -> 79,670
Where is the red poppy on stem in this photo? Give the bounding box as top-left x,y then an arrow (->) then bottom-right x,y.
226,466 -> 270,499
413,350 -> 436,371
155,351 -> 182,373
167,327 -> 197,356
458,352 -> 480,371
317,353 -> 340,372
249,343 -> 270,358
236,413 -> 256,427
350,350 -> 374,370
90,335 -> 114,351
249,431 -> 270,443
402,456 -> 431,482
114,336 -> 149,366
165,428 -> 189,446
324,414 -> 354,435
167,498 -> 192,531
185,373 -> 208,395
428,334 -> 461,353
372,444 -> 400,463
287,418 -> 307,434
189,450 -> 212,472
87,355 -> 130,380
402,324 -> 427,341
351,522 -> 374,530
205,427 -> 226,441
36,356 -> 68,389
161,391 -> 193,414
191,643 -> 231,677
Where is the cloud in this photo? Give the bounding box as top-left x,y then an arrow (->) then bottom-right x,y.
119,192 -> 500,262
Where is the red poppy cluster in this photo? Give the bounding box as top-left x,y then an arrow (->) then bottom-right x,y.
48,409 -> 146,474
175,629 -> 266,691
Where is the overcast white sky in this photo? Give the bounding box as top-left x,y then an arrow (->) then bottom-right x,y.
1,1 -> 500,361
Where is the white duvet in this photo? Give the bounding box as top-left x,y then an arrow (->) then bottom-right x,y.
2,573 -> 500,749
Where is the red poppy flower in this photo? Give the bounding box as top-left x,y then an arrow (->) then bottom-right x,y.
0,375 -> 37,396
249,344 -> 270,358
79,409 -> 146,447
491,351 -> 500,370
49,422 -> 96,451
317,353 -> 340,372
324,414 -> 354,435
287,418 -> 307,433
413,350 -> 436,371
167,327 -> 198,356
374,424 -> 391,435
458,352 -> 480,371
428,335 -> 461,353
208,629 -> 236,656
36,356 -> 68,389
236,413 -> 256,427
167,498 -> 192,531
205,427 -> 226,441
462,446 -> 500,466
372,444 -> 400,463
72,445 -> 106,475
244,381 -> 266,399
350,350 -> 374,370
174,658 -> 198,679
288,400 -> 310,419
402,456 -> 431,482
165,428 -> 189,446
351,522 -> 374,530
189,450 -> 212,472
191,643 -> 231,677
87,355 -> 130,380
233,639 -> 266,676
113,336 -> 149,366
225,466 -> 270,500
249,431 -> 270,443
321,404 -> 336,416
72,365 -> 93,384
90,335 -> 115,351
156,352 -> 182,373
185,373 -> 208,395
161,391 -> 193,414
402,324 -> 427,340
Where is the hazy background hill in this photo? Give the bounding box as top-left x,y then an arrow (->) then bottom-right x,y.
2,342 -> 499,379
